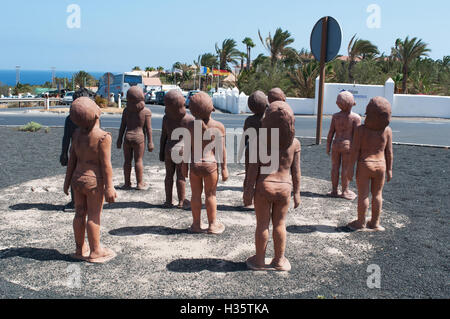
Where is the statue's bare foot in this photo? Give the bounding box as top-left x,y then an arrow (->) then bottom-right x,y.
136,183 -> 147,191
244,204 -> 254,210
366,221 -> 385,232
87,247 -> 116,264
341,190 -> 357,200
346,220 -> 366,232
162,201 -> 173,208
207,222 -> 225,235
270,257 -> 292,272
178,199 -> 191,210
70,245 -> 90,261
327,190 -> 341,198
188,224 -> 207,234
246,255 -> 269,271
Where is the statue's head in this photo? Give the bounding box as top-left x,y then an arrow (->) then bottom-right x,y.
189,91 -> 214,121
262,101 -> 295,150
248,90 -> 268,115
70,97 -> 101,130
364,97 -> 392,131
336,91 -> 356,112
164,90 -> 186,121
126,86 -> 145,112
268,88 -> 286,103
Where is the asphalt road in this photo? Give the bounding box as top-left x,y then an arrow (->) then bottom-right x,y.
1,104 -> 449,146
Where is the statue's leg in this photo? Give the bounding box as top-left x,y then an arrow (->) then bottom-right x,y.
122,143 -> 133,189
247,190 -> 271,269
204,170 -> 224,234
72,189 -> 89,259
341,151 -> 357,200
164,155 -> 176,206
86,188 -> 115,263
329,149 -> 341,197
271,195 -> 291,271
189,171 -> 204,233
347,164 -> 370,231
134,143 -> 146,190
367,167 -> 386,231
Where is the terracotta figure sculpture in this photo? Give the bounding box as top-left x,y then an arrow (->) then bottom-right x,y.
243,90 -> 268,207
267,87 -> 286,104
63,97 -> 117,263
182,92 -> 229,234
326,91 -> 362,200
117,86 -> 154,190
60,88 -> 91,211
346,97 -> 393,232
244,101 -> 301,271
160,90 -> 193,208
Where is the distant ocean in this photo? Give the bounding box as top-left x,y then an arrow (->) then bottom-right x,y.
0,69 -> 105,86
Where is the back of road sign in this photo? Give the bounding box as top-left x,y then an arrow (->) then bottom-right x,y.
310,16 -> 342,62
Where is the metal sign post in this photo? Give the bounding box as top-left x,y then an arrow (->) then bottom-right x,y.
316,17 -> 328,145
310,16 -> 342,145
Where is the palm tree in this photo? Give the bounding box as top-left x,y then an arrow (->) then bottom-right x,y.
242,37 -> 255,71
252,53 -> 269,70
198,53 -> 219,69
289,61 -> 334,98
73,71 -> 95,88
156,66 -> 164,76
289,61 -> 320,98
258,28 -> 295,65
132,66 -> 141,71
238,52 -> 247,73
392,36 -> 431,93
215,39 -> 241,71
347,34 -> 380,82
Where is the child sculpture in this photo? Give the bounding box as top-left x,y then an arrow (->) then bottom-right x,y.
242,90 -> 268,207
117,86 -> 154,190
60,88 -> 91,211
63,97 -> 117,263
346,97 -> 393,232
160,90 -> 193,208
268,87 -> 286,103
244,101 -> 301,271
182,92 -> 229,234
326,91 -> 361,200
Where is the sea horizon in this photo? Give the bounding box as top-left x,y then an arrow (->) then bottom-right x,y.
0,69 -> 113,86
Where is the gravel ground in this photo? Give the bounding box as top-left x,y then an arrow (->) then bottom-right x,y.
0,126 -> 448,299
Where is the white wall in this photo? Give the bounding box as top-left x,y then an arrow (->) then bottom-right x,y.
315,77 -> 394,116
213,78 -> 450,118
286,97 -> 315,115
393,94 -> 450,118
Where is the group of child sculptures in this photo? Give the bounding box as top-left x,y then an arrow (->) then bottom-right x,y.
62,86 -> 393,270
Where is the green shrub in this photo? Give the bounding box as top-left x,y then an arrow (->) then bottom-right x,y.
18,121 -> 42,132
94,96 -> 108,108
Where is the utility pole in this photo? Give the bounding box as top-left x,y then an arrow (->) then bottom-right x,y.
15,66 -> 20,85
51,67 -> 56,88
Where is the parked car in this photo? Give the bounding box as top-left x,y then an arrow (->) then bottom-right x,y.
62,91 -> 75,105
185,90 -> 200,108
155,91 -> 166,105
145,91 -> 157,104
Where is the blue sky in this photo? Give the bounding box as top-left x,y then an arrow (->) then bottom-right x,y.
1,0 -> 448,73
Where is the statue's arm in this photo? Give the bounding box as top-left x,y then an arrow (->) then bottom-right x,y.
117,109 -> 127,149
385,128 -> 393,182
99,134 -> 117,203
